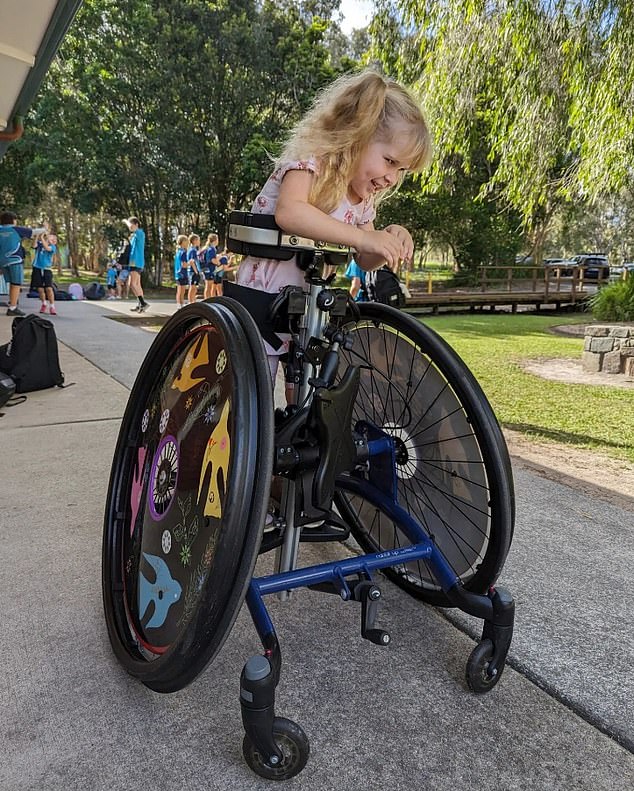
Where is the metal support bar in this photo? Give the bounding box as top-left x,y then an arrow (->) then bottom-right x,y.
253,542 -> 433,598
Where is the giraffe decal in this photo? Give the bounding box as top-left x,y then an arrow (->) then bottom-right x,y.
197,399 -> 231,518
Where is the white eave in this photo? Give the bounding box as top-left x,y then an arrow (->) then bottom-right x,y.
0,0 -> 83,156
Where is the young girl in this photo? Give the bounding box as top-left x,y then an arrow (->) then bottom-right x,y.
214,248 -> 236,296
200,233 -> 220,300
33,232 -> 58,315
236,68 -> 432,380
173,235 -> 189,308
186,234 -> 201,305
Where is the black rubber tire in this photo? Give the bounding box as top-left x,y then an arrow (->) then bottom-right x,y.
242,717 -> 310,780
102,299 -> 274,692
335,302 -> 514,606
466,638 -> 503,693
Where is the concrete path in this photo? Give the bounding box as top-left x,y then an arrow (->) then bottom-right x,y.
1,299 -> 632,790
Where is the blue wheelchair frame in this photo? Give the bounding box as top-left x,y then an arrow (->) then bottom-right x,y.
231,235 -> 515,774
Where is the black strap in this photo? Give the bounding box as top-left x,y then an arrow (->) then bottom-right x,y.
223,281 -> 285,351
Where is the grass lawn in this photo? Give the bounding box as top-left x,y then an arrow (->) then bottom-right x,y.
421,312 -> 634,464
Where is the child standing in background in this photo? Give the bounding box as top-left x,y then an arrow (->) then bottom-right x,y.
106,260 -> 118,299
173,235 -> 189,308
0,211 -> 48,316
236,68 -> 432,381
186,234 -> 201,305
214,249 -> 236,296
200,233 -> 220,300
33,232 -> 58,315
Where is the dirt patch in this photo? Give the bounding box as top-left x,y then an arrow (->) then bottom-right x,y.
548,322 -> 589,337
548,320 -> 634,338
521,357 -> 634,390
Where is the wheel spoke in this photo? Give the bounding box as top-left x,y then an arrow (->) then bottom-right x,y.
336,305 -> 513,604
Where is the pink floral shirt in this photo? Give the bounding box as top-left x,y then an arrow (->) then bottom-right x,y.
236,158 -> 376,296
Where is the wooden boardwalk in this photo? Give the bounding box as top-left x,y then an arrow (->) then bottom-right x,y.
404,265 -> 600,313
405,287 -> 590,313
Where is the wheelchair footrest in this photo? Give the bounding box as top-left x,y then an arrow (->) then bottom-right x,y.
298,512 -> 350,543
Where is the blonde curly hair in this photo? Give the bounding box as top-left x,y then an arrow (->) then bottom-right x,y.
277,68 -> 432,214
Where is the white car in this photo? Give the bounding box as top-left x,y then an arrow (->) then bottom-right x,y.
609,262 -> 634,281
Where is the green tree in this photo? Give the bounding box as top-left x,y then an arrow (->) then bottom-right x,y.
372,1 -> 634,261
0,0 -> 337,281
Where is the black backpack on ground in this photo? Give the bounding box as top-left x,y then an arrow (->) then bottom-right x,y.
0,314 -> 65,393
365,267 -> 406,308
84,282 -> 106,300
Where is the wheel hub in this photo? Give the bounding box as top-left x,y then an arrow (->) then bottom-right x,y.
382,422 -> 420,480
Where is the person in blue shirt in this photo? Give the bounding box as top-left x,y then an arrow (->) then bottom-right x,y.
173,234 -> 189,309
213,249 -> 236,297
125,216 -> 149,312
33,232 -> 59,315
186,234 -> 201,305
106,260 -> 118,300
200,233 -> 220,300
344,258 -> 367,301
0,211 -> 48,315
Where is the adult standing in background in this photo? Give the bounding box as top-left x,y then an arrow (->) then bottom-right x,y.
125,216 -> 149,313
0,211 -> 48,316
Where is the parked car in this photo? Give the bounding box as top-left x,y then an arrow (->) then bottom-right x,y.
609,262 -> 634,282
543,257 -> 576,276
571,254 -> 610,280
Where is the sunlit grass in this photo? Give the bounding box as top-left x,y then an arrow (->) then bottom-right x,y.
422,313 -> 634,464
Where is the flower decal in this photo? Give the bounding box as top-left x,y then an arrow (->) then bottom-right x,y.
159,409 -> 170,433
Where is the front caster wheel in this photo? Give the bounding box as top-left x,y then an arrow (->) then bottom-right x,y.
466,638 -> 504,693
242,716 -> 309,780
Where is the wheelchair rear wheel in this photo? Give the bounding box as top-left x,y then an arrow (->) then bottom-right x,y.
102,300 -> 274,692
335,303 -> 514,606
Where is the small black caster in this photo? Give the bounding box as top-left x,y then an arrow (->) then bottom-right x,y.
466,638 -> 504,693
242,716 -> 310,780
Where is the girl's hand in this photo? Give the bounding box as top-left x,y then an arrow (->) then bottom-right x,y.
383,225 -> 414,265
355,228 -> 405,270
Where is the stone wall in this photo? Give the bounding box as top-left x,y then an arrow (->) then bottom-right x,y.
583,324 -> 634,375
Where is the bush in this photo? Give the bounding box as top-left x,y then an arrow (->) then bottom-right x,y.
589,276 -> 634,321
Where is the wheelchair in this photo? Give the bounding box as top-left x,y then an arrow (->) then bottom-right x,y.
102,212 -> 515,780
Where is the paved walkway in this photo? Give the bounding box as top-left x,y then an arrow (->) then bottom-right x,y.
1,298 -> 633,790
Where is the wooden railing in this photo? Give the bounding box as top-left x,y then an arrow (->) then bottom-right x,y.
405,264 -> 609,312
410,264 -> 608,297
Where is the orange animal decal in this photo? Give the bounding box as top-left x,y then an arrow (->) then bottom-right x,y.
171,334 -> 209,392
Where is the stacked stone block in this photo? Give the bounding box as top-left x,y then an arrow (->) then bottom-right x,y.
582,325 -> 634,376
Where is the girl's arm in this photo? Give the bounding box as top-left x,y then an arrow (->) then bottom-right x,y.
275,170 -> 406,270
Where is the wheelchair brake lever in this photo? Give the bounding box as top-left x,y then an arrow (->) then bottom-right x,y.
351,581 -> 391,646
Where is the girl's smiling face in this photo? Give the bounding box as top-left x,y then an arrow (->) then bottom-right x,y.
347,134 -> 412,204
